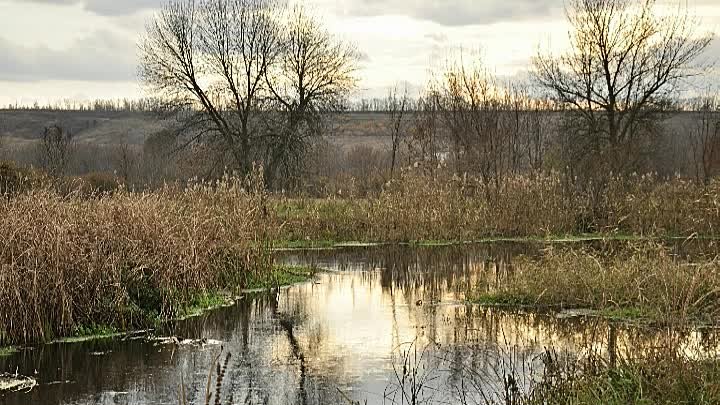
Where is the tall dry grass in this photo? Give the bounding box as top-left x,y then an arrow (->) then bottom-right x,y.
0,174 -> 270,345
477,243 -> 720,323
527,348 -> 720,405
271,170 -> 720,243
3,165 -> 720,344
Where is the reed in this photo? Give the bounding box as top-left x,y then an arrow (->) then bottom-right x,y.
4,165 -> 720,344
270,170 -> 720,244
473,243 -> 720,324
528,350 -> 720,405
0,174 -> 270,345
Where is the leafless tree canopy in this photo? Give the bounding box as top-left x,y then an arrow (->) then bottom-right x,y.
409,91 -> 445,173
139,0 -> 359,187
420,62 -> 552,185
534,0 -> 714,174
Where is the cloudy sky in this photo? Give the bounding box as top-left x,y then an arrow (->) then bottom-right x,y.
0,0 -> 718,106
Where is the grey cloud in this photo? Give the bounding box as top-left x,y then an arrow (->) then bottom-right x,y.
357,51 -> 372,62
347,0 -> 558,26
14,0 -> 720,23
14,0 -> 160,16
424,32 -> 449,44
0,30 -> 137,82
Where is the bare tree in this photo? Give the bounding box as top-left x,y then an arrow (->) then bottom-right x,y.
534,0 -> 714,174
139,0 -> 358,188
142,129 -> 178,186
140,0 -> 280,175
436,61 -> 508,185
0,121 -> 5,161
115,138 -> 137,185
386,86 -> 409,177
689,97 -> 720,184
409,90 -> 444,173
39,124 -> 74,177
500,85 -> 552,175
263,6 -> 359,187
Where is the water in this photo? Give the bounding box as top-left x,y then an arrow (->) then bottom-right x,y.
1,244 -> 718,405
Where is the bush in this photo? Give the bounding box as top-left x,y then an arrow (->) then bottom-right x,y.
0,161 -> 42,197
79,172 -> 122,194
0,161 -> 21,196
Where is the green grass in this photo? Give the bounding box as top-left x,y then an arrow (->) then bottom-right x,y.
271,240 -> 340,249
0,346 -> 18,357
52,324 -> 122,343
528,356 -> 720,405
71,324 -> 118,337
471,292 -> 533,307
162,265 -> 319,320
177,291 -> 234,319
597,307 -> 657,321
245,265 -> 317,290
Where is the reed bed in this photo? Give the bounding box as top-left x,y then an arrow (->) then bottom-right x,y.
0,175 -> 270,345
270,171 -> 720,243
3,165 -> 720,344
475,243 -> 720,324
527,350 -> 720,405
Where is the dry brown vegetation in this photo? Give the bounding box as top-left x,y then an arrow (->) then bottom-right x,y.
271,170 -> 720,243
3,165 -> 720,345
474,243 -> 720,324
525,347 -> 720,405
0,174 -> 270,345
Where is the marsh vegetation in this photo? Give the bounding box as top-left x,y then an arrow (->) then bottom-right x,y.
1,0 -> 720,403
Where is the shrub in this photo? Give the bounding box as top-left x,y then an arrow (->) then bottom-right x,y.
79,172 -> 122,194
0,161 -> 21,196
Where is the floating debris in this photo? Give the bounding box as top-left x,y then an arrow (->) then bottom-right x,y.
556,309 -> 595,319
0,373 -> 37,394
151,337 -> 222,347
90,351 -> 112,356
45,380 -> 72,386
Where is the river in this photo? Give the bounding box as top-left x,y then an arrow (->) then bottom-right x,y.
1,243 -> 717,405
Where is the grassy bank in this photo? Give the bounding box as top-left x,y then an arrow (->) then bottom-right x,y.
471,244 -> 720,324
244,265 -> 317,290
0,346 -> 18,357
175,265 -> 317,320
269,171 -> 720,243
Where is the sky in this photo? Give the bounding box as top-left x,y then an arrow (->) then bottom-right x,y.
0,0 -> 719,106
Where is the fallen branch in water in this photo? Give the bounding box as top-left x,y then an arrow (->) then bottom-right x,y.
0,372 -> 37,394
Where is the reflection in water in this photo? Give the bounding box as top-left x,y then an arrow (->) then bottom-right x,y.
1,244 -> 717,405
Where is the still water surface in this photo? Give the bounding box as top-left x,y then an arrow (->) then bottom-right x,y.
1,244 -> 717,405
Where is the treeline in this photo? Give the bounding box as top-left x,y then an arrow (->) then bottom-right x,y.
3,98 -> 162,113
1,0 -> 719,193
1,104 -> 718,195
127,0 -> 717,191
3,93 -> 716,114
